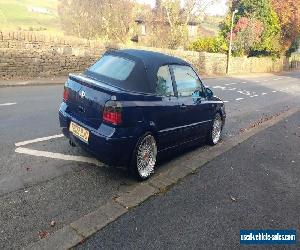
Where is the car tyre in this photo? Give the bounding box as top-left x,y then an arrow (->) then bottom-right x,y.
130,133 -> 157,181
207,113 -> 222,145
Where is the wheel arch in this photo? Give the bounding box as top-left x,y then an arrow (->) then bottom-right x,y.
215,105 -> 226,126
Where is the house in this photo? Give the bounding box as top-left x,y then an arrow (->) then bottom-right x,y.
27,6 -> 51,14
133,16 -> 214,44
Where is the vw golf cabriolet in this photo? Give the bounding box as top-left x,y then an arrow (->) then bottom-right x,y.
59,49 -> 226,180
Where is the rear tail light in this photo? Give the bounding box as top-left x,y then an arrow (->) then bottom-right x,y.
63,87 -> 69,102
103,100 -> 122,125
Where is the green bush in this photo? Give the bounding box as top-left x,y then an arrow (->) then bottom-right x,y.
188,36 -> 228,53
219,0 -> 282,57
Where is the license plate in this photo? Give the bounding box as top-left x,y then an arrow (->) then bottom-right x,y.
69,121 -> 89,143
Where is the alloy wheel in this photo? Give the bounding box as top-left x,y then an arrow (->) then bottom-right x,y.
136,134 -> 157,178
212,115 -> 222,144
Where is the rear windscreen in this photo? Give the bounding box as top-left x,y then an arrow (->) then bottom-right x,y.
88,55 -> 135,81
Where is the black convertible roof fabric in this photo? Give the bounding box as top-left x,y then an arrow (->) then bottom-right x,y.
85,49 -> 190,94
119,49 -> 189,67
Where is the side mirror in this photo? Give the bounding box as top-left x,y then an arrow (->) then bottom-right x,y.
205,87 -> 213,99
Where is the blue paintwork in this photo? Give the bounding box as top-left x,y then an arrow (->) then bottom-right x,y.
59,61 -> 226,167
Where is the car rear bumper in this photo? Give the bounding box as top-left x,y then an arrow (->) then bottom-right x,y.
59,106 -> 135,167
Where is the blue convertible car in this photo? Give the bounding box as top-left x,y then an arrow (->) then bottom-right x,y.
59,49 -> 226,180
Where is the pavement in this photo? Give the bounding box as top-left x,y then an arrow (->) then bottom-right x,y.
77,111 -> 300,249
0,71 -> 296,87
0,76 -> 68,87
0,70 -> 299,249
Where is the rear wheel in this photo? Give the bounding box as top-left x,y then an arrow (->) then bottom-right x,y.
207,113 -> 222,145
130,133 -> 157,180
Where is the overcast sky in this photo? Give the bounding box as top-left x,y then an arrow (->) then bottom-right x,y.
136,0 -> 228,16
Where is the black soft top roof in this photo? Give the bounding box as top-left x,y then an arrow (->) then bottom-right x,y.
119,49 -> 189,67
85,49 -> 190,94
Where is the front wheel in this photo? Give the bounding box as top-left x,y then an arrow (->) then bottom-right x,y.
130,133 -> 157,181
207,113 -> 222,145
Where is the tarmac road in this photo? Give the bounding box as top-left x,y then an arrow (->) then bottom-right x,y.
78,110 -> 300,249
0,71 -> 299,249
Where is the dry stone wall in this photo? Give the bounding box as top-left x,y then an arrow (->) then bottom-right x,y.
0,30 -> 296,80
0,31 -> 105,79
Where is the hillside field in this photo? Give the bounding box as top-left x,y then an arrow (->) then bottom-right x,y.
0,0 -> 223,38
0,0 -> 62,34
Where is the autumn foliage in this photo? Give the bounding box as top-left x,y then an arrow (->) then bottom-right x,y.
218,0 -> 299,57
230,16 -> 264,56
271,0 -> 300,50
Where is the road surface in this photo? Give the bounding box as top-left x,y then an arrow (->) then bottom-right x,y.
0,71 -> 299,248
77,111 -> 300,249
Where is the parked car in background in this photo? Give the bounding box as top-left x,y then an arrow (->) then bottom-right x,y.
59,49 -> 226,180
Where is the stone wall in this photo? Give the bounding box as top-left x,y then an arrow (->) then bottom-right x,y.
0,30 -> 297,80
0,31 -> 106,79
290,53 -> 300,70
139,49 -> 298,75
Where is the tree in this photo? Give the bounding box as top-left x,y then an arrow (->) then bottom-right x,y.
161,0 -> 184,48
145,4 -> 173,48
57,0 -> 134,42
231,16 -> 264,56
160,0 -> 217,48
220,0 -> 282,56
271,0 -> 300,51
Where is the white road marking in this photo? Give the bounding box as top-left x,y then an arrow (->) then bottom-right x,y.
225,83 -> 237,86
261,93 -> 267,95
227,87 -> 236,91
237,90 -> 251,96
279,87 -> 290,92
15,147 -> 103,166
241,81 -> 247,83
273,78 -> 281,81
255,80 -> 260,83
0,102 -> 17,106
223,101 -> 229,103
213,86 -> 226,90
235,98 -> 244,101
15,134 -> 64,147
272,90 -> 277,93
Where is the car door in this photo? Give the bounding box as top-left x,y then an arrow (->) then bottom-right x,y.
153,65 -> 181,151
170,65 -> 211,143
